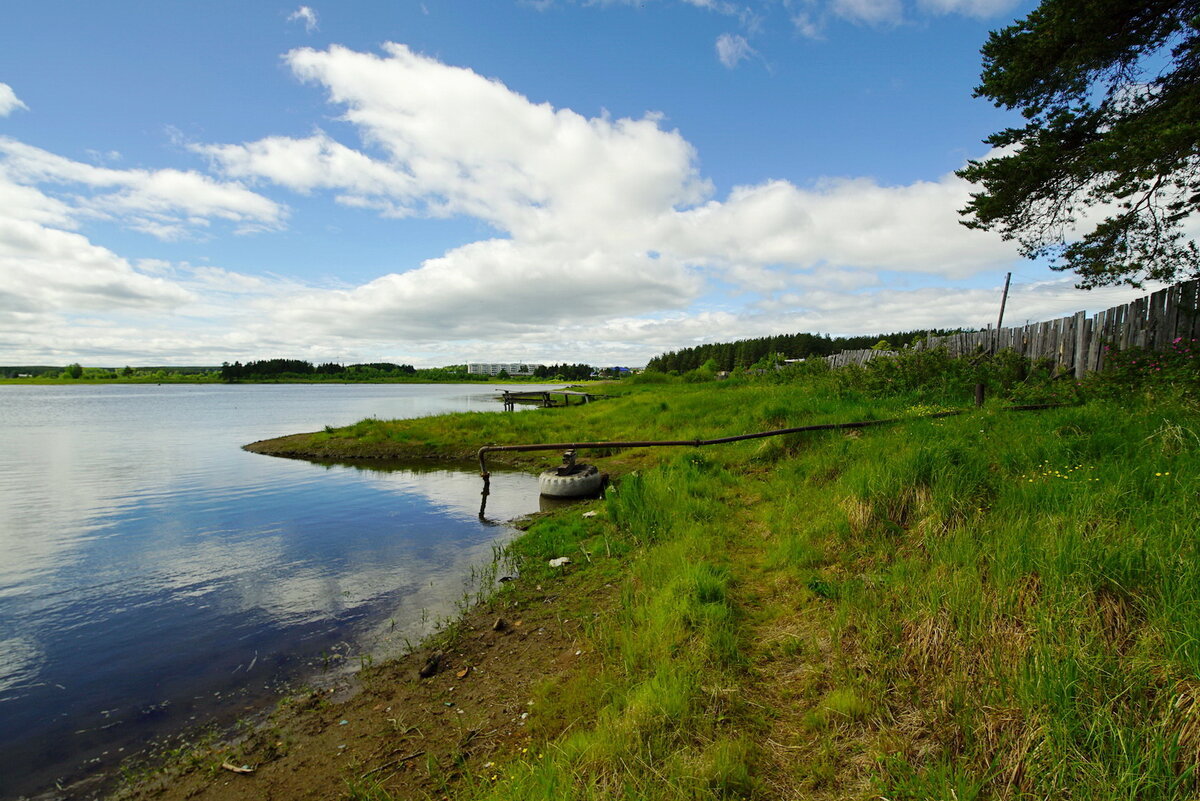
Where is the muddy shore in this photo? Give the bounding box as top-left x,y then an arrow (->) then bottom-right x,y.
108,514 -> 610,801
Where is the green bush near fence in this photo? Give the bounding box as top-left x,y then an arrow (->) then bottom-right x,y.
1089,338 -> 1200,398
828,346 -> 1075,405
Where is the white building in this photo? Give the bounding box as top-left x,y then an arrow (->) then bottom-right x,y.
467,362 -> 543,377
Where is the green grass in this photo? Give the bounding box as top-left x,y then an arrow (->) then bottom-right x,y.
269,374 -> 929,465
264,368 -> 1200,799
749,398 -> 1200,799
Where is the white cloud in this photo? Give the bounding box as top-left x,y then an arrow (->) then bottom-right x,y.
270,239 -> 701,341
287,5 -> 319,33
831,0 -> 903,25
0,271 -> 1160,368
783,0 -> 1019,37
0,138 -> 287,239
683,0 -> 744,14
791,12 -> 824,39
199,41 -> 714,251
0,166 -> 74,228
203,43 -> 1015,270
916,0 -> 1020,17
0,83 -> 26,116
665,173 -> 1016,276
0,160 -> 315,364
583,0 -> 1017,42
173,42 -> 1028,364
196,132 -> 412,200
715,33 -> 755,68
0,216 -> 194,317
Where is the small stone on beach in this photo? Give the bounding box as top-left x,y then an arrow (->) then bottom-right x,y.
418,652 -> 443,679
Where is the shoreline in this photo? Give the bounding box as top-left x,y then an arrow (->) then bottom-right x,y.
242,432 -> 514,467
108,498 -> 613,801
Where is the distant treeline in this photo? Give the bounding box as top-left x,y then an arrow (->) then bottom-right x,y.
645,330 -> 967,374
532,363 -> 595,380
2,364 -> 218,380
2,365 -> 65,378
220,359 -> 603,382
220,360 -> 458,382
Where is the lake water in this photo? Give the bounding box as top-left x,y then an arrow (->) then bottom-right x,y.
0,384 -> 556,799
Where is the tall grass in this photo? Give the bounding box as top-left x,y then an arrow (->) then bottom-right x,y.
753,397 -> 1200,798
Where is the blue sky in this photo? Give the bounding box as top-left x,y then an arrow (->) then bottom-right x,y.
0,0 -> 1160,367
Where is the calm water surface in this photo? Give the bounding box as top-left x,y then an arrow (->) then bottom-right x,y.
0,384 -> 556,799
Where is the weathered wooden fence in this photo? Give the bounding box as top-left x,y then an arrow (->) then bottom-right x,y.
826,349 -> 898,368
827,278 -> 1200,378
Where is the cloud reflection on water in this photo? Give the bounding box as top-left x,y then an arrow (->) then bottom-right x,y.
0,384 -> 553,798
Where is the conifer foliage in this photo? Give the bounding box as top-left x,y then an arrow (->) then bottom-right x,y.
958,0 -> 1200,288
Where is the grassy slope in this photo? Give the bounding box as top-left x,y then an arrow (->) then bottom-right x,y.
186,375 -> 1200,800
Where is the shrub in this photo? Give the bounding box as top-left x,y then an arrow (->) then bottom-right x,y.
825,346 -> 1085,406
1087,339 -> 1200,398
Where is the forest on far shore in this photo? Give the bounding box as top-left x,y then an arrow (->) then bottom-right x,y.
645,329 -> 964,373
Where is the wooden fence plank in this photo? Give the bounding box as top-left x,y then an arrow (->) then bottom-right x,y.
1059,316 -> 1071,369
1165,284 -> 1181,345
1150,288 -> 1169,349
1179,281 -> 1193,339
1185,280 -> 1200,340
1081,315 -> 1095,375
1078,312 -> 1088,368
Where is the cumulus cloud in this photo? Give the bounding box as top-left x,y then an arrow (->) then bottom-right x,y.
0,158 -> 286,363
200,43 -> 711,237
715,33 -> 755,68
196,132 -> 411,201
0,83 -> 26,116
287,5 -> 319,32
190,42 -> 1019,351
0,138 -> 286,239
0,216 -> 194,317
272,240 -> 702,341
666,173 -> 1016,277
0,164 -> 196,324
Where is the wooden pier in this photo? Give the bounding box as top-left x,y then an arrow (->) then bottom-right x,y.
501,389 -> 596,411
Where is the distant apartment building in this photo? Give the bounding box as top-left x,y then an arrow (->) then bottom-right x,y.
467,362 -> 543,377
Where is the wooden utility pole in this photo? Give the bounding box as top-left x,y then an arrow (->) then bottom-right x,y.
996,272 -> 1012,330
993,271 -> 1012,355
